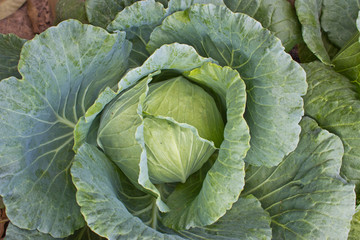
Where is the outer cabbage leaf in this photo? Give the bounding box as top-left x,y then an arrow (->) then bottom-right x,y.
223,0 -> 260,17
161,62 -> 250,229
55,0 -> 88,24
242,117 -> 356,239
321,0 -> 360,48
302,62 -> 360,192
71,143 -> 183,240
349,206 -> 360,240
0,20 -> 131,237
6,224 -> 105,240
0,34 -> 26,80
332,32 -> 360,84
166,0 -> 225,15
107,0 -> 166,67
332,14 -> 360,84
161,195 -> 272,240
148,4 -> 307,167
85,0 -> 138,28
295,0 -> 331,65
297,35 -> 339,64
6,223 -> 56,240
253,0 -> 301,51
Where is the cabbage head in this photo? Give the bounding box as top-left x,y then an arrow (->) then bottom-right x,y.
0,1 -> 356,239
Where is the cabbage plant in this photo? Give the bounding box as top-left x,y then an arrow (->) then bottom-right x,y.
0,1 -> 357,239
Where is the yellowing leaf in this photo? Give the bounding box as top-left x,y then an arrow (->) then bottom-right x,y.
0,0 -> 26,20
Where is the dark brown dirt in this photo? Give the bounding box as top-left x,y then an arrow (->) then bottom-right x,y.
0,208 -> 8,240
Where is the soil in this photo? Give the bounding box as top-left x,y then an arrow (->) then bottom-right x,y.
0,208 -> 7,240
0,0 -> 53,39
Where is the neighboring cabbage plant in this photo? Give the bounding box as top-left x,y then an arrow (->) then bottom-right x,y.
0,1 -> 356,239
294,0 -> 360,236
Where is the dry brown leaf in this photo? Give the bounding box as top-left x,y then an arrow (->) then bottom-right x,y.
0,0 -> 27,20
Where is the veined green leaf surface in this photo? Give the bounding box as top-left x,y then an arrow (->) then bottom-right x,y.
166,0 -> 225,15
332,32 -> 360,84
148,4 -> 307,167
254,0 -> 301,51
107,0 -> 166,67
295,0 -> 331,65
6,223 -> 56,240
349,206 -> 360,240
6,224 -> 105,240
0,34 -> 26,80
168,195 -> 272,240
321,0 -> 360,48
71,143 -> 183,240
303,61 -> 360,191
119,43 -> 213,90
223,0 -> 260,17
243,117 -> 356,239
55,0 -> 88,24
0,20 -> 131,237
85,0 -> 138,28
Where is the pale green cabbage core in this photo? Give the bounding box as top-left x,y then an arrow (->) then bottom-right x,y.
143,76 -> 224,146
143,76 -> 224,184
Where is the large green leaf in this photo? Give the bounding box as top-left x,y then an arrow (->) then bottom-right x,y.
148,4 -> 307,167
107,0 -> 166,67
295,0 -> 331,65
349,206 -> 360,240
119,43 -> 213,91
242,117 -> 356,239
0,20 -> 131,237
176,196 -> 272,240
6,223 -> 55,240
71,143 -> 183,240
6,224 -> 105,240
223,0 -> 260,17
332,32 -> 360,84
159,194 -> 272,239
166,0 -> 225,15
253,0 -> 301,51
161,62 -> 250,229
55,0 -> 88,24
302,61 -> 360,192
224,0 -> 301,51
85,0 -> 138,28
321,0 -> 360,48
0,34 -> 26,80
